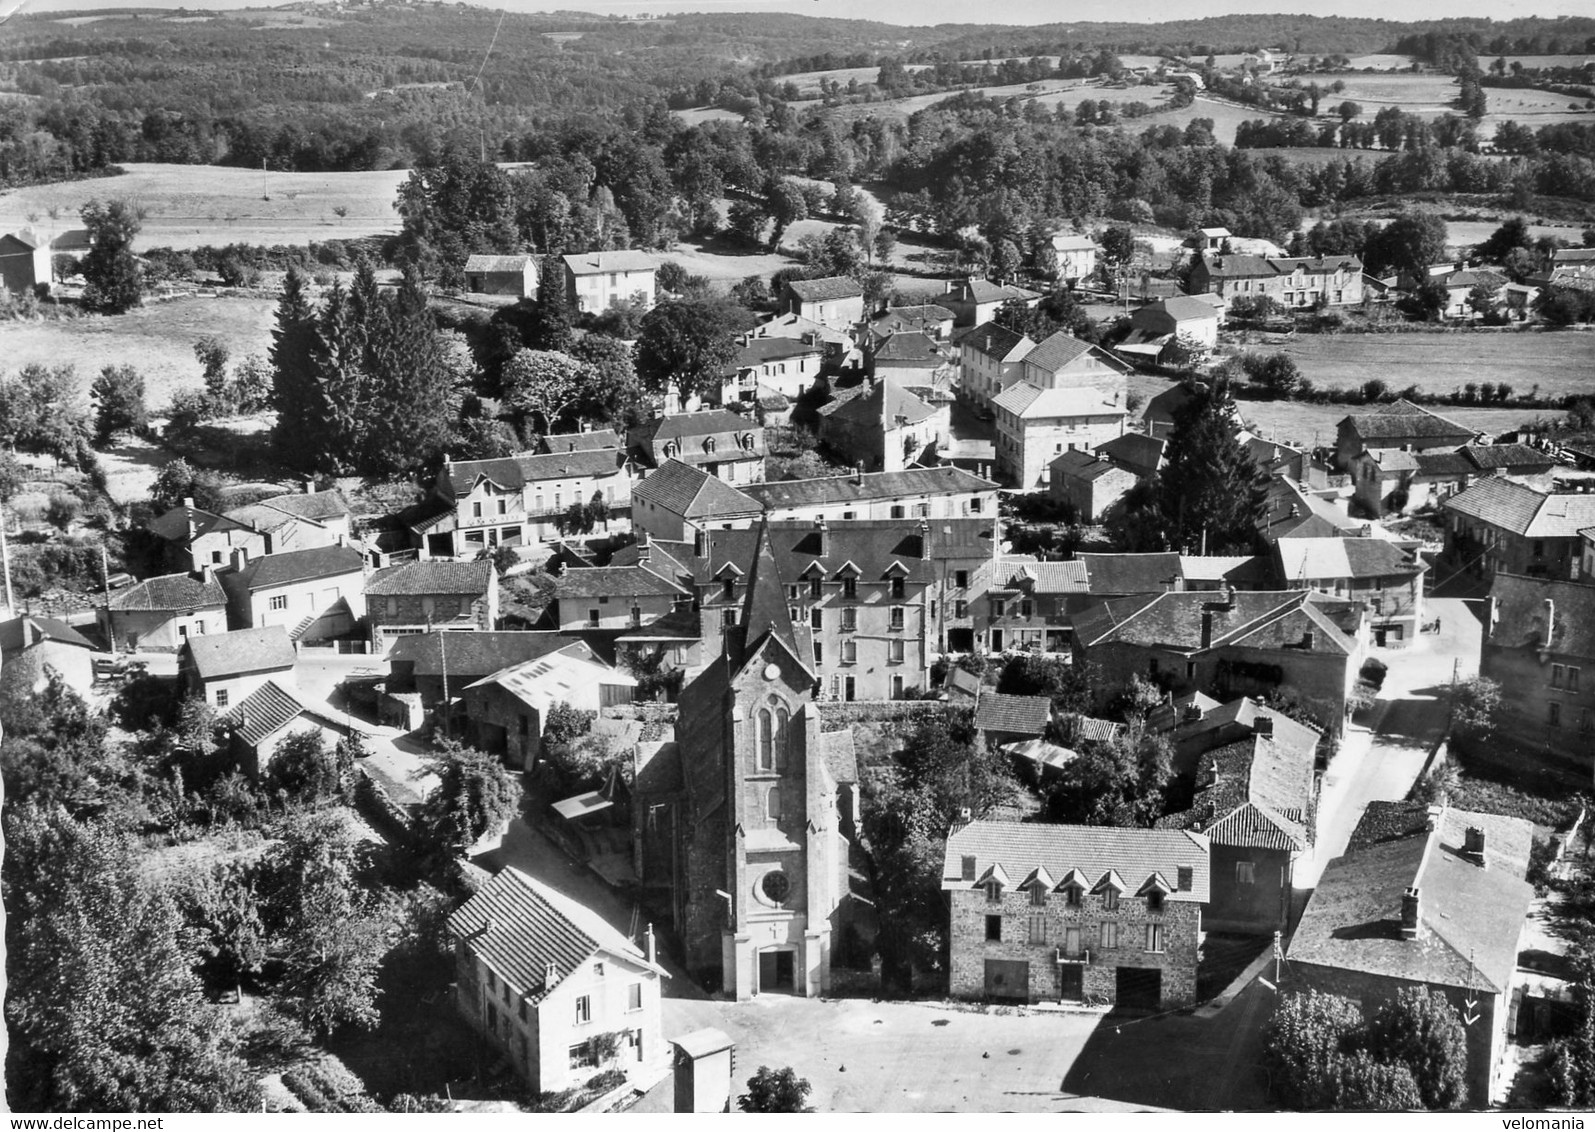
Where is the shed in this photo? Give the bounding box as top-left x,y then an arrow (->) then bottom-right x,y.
463,254 -> 538,299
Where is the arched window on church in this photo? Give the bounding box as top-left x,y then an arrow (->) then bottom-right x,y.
774,706 -> 790,770
756,708 -> 774,771
767,784 -> 782,821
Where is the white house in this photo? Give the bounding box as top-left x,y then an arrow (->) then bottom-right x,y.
957,321 -> 1036,407
993,382 -> 1129,490
561,251 -> 657,313
179,625 -> 298,711
217,544 -> 368,642
1049,233 -> 1099,282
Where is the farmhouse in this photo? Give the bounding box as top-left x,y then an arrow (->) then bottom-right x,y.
179,625 -> 297,710
463,254 -> 538,299
940,277 -> 1042,328
1188,253 -> 1364,308
1048,449 -> 1138,522
1124,295 -> 1221,353
0,228 -> 52,295
218,544 -> 368,641
561,250 -> 657,313
102,573 -> 227,653
779,275 -> 865,329
550,562 -> 689,633
365,559 -> 498,652
943,819 -> 1209,1009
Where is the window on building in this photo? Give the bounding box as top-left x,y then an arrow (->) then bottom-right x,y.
889,606 -> 905,631
992,599 -> 1006,617
842,639 -> 857,665
970,498 -> 983,514
1568,666 -> 1581,692
569,1042 -> 598,1071
841,607 -> 857,631
1236,861 -> 1255,885
787,585 -> 799,601
722,578 -> 735,601
1030,884 -> 1048,908
917,503 -> 930,517
269,594 -> 288,611
722,608 -> 737,627
574,995 -> 591,1025
1064,885 -> 1082,909
1100,922 -> 1119,950
955,570 -> 969,589
1147,891 -> 1165,914
1064,926 -> 1082,956
891,674 -> 905,699
811,607 -> 823,629
487,968 -> 498,992
1028,913 -> 1048,944
1101,889 -> 1119,912
627,982 -> 643,1012
757,708 -> 775,771
890,505 -> 906,519
767,785 -> 781,820
1553,664 -> 1566,688
985,880 -> 1002,904
215,688 -> 229,709
890,577 -> 906,599
496,498 -> 507,516
809,577 -> 822,598
1020,600 -> 1033,619
587,609 -> 600,628
1176,867 -> 1192,891
888,639 -> 905,664
1549,701 -> 1562,728
473,501 -> 483,519
842,577 -> 857,600
813,641 -> 824,665
1534,540 -> 1545,559
986,915 -> 1002,942
1145,924 -> 1166,953
955,599 -> 968,618
518,999 -> 527,1023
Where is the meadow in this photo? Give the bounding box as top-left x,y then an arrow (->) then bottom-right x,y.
0,163 -> 408,252
1311,71 -> 1595,143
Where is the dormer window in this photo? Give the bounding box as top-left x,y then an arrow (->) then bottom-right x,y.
1102,889 -> 1119,911
1062,885 -> 1082,908
842,577 -> 857,600
1146,891 -> 1165,914
890,577 -> 905,599
705,437 -> 716,454
1030,884 -> 1048,907
985,880 -> 1003,904
664,441 -> 678,459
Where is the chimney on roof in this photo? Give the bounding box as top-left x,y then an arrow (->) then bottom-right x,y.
1208,758 -> 1220,787
200,564 -> 215,585
919,517 -> 931,559
852,463 -> 863,486
183,496 -> 195,510
302,477 -> 316,495
815,515 -> 827,556
637,533 -> 651,564
1463,825 -> 1487,867
230,546 -> 248,572
1254,715 -> 1274,738
1183,702 -> 1203,723
1201,610 -> 1214,650
645,923 -> 657,965
692,528 -> 706,557
545,960 -> 558,985
1400,887 -> 1422,940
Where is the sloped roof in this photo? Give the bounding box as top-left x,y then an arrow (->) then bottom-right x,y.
868,330 -> 949,366
0,615 -> 94,653
633,459 -> 761,520
1144,381 -> 1203,423
538,429 -> 623,455
562,250 -> 655,276
1445,478 -> 1595,537
1158,295 -> 1222,322
960,321 -> 1035,363
388,631 -> 572,677
820,730 -> 857,784
738,518 -> 810,678
182,625 -> 295,680
943,819 -> 1209,903
447,867 -> 664,1004
636,410 -> 763,463
1073,589 -> 1361,655
1097,431 -> 1166,473
1461,443 -> 1555,472
1027,560 -> 1090,594
827,380 -> 936,429
1023,331 -> 1095,373
731,336 -> 824,369
107,573 -> 227,612
1050,449 -> 1132,483
973,692 -> 1051,737
1342,400 -> 1475,444
1078,552 -> 1183,595
3,227 -> 45,249
992,382 -> 1121,419
1276,537 -> 1423,582
365,559 -> 491,597
786,275 -> 863,303
231,545 -> 365,592
469,647 -> 633,712
1168,724 -> 1318,851
1414,451 -> 1474,477
464,254 -> 535,272
147,503 -> 247,544
223,679 -> 341,747
1288,804 -> 1534,996
555,565 -> 688,600
743,465 -> 994,510
442,449 -> 621,496
1051,233 -> 1097,252
875,303 -> 956,331
1486,572 -> 1595,660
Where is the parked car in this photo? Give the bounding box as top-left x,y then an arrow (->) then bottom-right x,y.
1358,657 -> 1388,692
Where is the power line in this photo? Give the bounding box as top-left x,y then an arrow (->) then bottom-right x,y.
466,8 -> 508,97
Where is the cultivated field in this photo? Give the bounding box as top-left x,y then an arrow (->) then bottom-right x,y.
1345,54 -> 1415,70
0,163 -> 408,251
1313,71 -> 1595,142
5,296 -> 281,409
670,106 -> 744,126
1264,331 -> 1595,401
778,64 -> 932,95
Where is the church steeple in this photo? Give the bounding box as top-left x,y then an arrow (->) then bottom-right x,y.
737,516 -> 812,678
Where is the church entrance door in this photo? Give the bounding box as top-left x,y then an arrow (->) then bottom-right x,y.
758,949 -> 797,994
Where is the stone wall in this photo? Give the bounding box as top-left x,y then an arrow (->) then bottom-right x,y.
948,886 -> 1201,1008
1481,641 -> 1595,760
815,699 -> 951,728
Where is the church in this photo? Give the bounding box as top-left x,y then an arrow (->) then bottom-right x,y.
647,518 -> 857,998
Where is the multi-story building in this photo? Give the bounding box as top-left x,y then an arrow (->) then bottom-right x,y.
819,380 -> 944,475
940,277 -> 1041,328
957,321 -> 1036,406
178,625 -> 297,710
459,643 -> 637,770
742,465 -> 998,524
1482,573 -> 1595,751
550,563 -> 690,633
1275,536 -> 1427,648
1442,478 -> 1595,582
1334,399 -> 1477,478
1048,450 -> 1139,522
779,276 -> 865,329
147,501 -> 262,574
561,251 -> 657,313
447,867 -> 667,1093
717,335 -> 826,405
629,410 -> 765,486
993,382 -> 1128,489
630,459 -> 765,543
942,819 -> 1210,1009
217,544 -> 368,641
1187,253 -> 1364,308
101,573 -> 227,653
1048,233 -> 1099,282
365,559 -> 498,652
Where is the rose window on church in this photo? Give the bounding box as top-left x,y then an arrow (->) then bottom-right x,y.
761,870 -> 791,904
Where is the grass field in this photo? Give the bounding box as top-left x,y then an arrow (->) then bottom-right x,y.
1265,331 -> 1595,401
0,162 -> 408,251
1311,71 -> 1595,143
5,296 -> 281,410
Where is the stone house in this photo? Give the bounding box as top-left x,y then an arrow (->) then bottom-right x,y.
101,573 -> 227,653
447,867 -> 668,1094
419,449 -> 634,560
178,625 -> 297,711
971,691 -> 1052,748
221,488 -> 356,555
956,321 -> 1036,407
1442,478 -> 1595,583
222,679 -> 348,779
218,544 -> 368,641
365,559 -> 497,653
742,465 -> 998,524
1048,449 -> 1138,522
1334,400 -> 1477,478
993,382 -> 1128,490
0,616 -> 96,697
819,380 -> 944,475
630,459 -> 763,543
463,254 -> 538,299
1481,573 -> 1595,752
1275,536 -> 1427,648
1125,295 -> 1221,352
0,228 -> 52,295
1407,444 -> 1560,515
629,411 -> 765,487
1071,588 -> 1369,736
387,630 -> 570,714
1095,432 -> 1166,480
984,559 -> 1091,655
869,303 -> 957,341
561,251 -> 656,313
717,335 -> 825,406
550,562 -> 690,633
940,277 -> 1041,328
861,329 -> 953,390
1287,802 -> 1535,1108
460,642 -> 636,770
1188,253 -> 1364,308
779,276 -> 865,329
942,819 -> 1210,1008
147,501 -> 262,574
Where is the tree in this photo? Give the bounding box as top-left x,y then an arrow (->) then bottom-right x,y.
739,1065 -> 813,1112
0,362 -> 89,461
1241,352 -> 1302,399
1336,100 -> 1363,123
1,670 -> 114,813
90,363 -> 147,445
194,335 -> 230,401
568,334 -> 643,427
417,738 -> 520,860
765,180 -> 809,250
1333,1050 -> 1423,1111
79,199 -> 143,313
1367,987 -> 1469,1110
4,803 -> 261,1111
150,457 -> 228,514
1364,211 -> 1447,279
1154,381 -> 1266,554
996,654 -> 1092,715
255,810 -> 386,1036
1099,225 -> 1135,282
1476,216 -> 1532,262
635,299 -> 744,409
264,730 -> 349,804
1451,675 -> 1506,745
1263,989 -> 1366,1110
502,349 -> 591,435
873,228 -> 898,265
1465,283 -> 1497,320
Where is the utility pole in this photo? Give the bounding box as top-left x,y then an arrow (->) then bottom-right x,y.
0,498 -> 13,618
438,621 -> 452,740
100,542 -> 112,654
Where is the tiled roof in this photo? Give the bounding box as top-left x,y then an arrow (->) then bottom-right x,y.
1485,573 -> 1595,660
446,867 -> 664,1004
263,489 -> 354,523
1445,478 -> 1595,537
960,321 -> 1035,363
743,465 -> 994,509
1078,552 -> 1183,595
952,278 -> 1041,305
1157,295 -> 1223,322
1144,382 -> 1203,422
0,615 -> 94,653
973,692 -> 1051,737
464,254 -> 535,272
635,411 -> 763,465
632,459 -> 761,520
876,303 -> 956,329
827,380 -> 936,429
943,819 -> 1209,903
1342,401 -> 1475,443
732,336 -> 824,368
561,250 -> 655,276
1178,555 -> 1270,586
1097,432 -> 1165,473
232,545 -> 365,591
147,503 -> 247,544
1050,450 -> 1131,483
615,606 -> 700,641
1288,805 -> 1534,995
1276,537 -> 1423,582
1073,589 -> 1362,655
1023,331 -> 1095,374
1444,269 -> 1507,290
1461,443 -> 1555,471
388,631 -> 572,677
868,330 -> 949,366
1028,561 -> 1090,594
1414,451 -> 1473,477
1366,446 -> 1420,472
537,430 -> 623,454
222,502 -> 299,533
107,573 -> 226,612
554,565 -> 688,600
469,648 -> 633,712
992,382 -> 1121,419
1051,233 -> 1097,252
223,679 -> 338,747
366,559 -> 492,597
443,449 -> 621,496
3,226 -> 44,249
786,275 -> 863,303
182,625 -> 295,680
